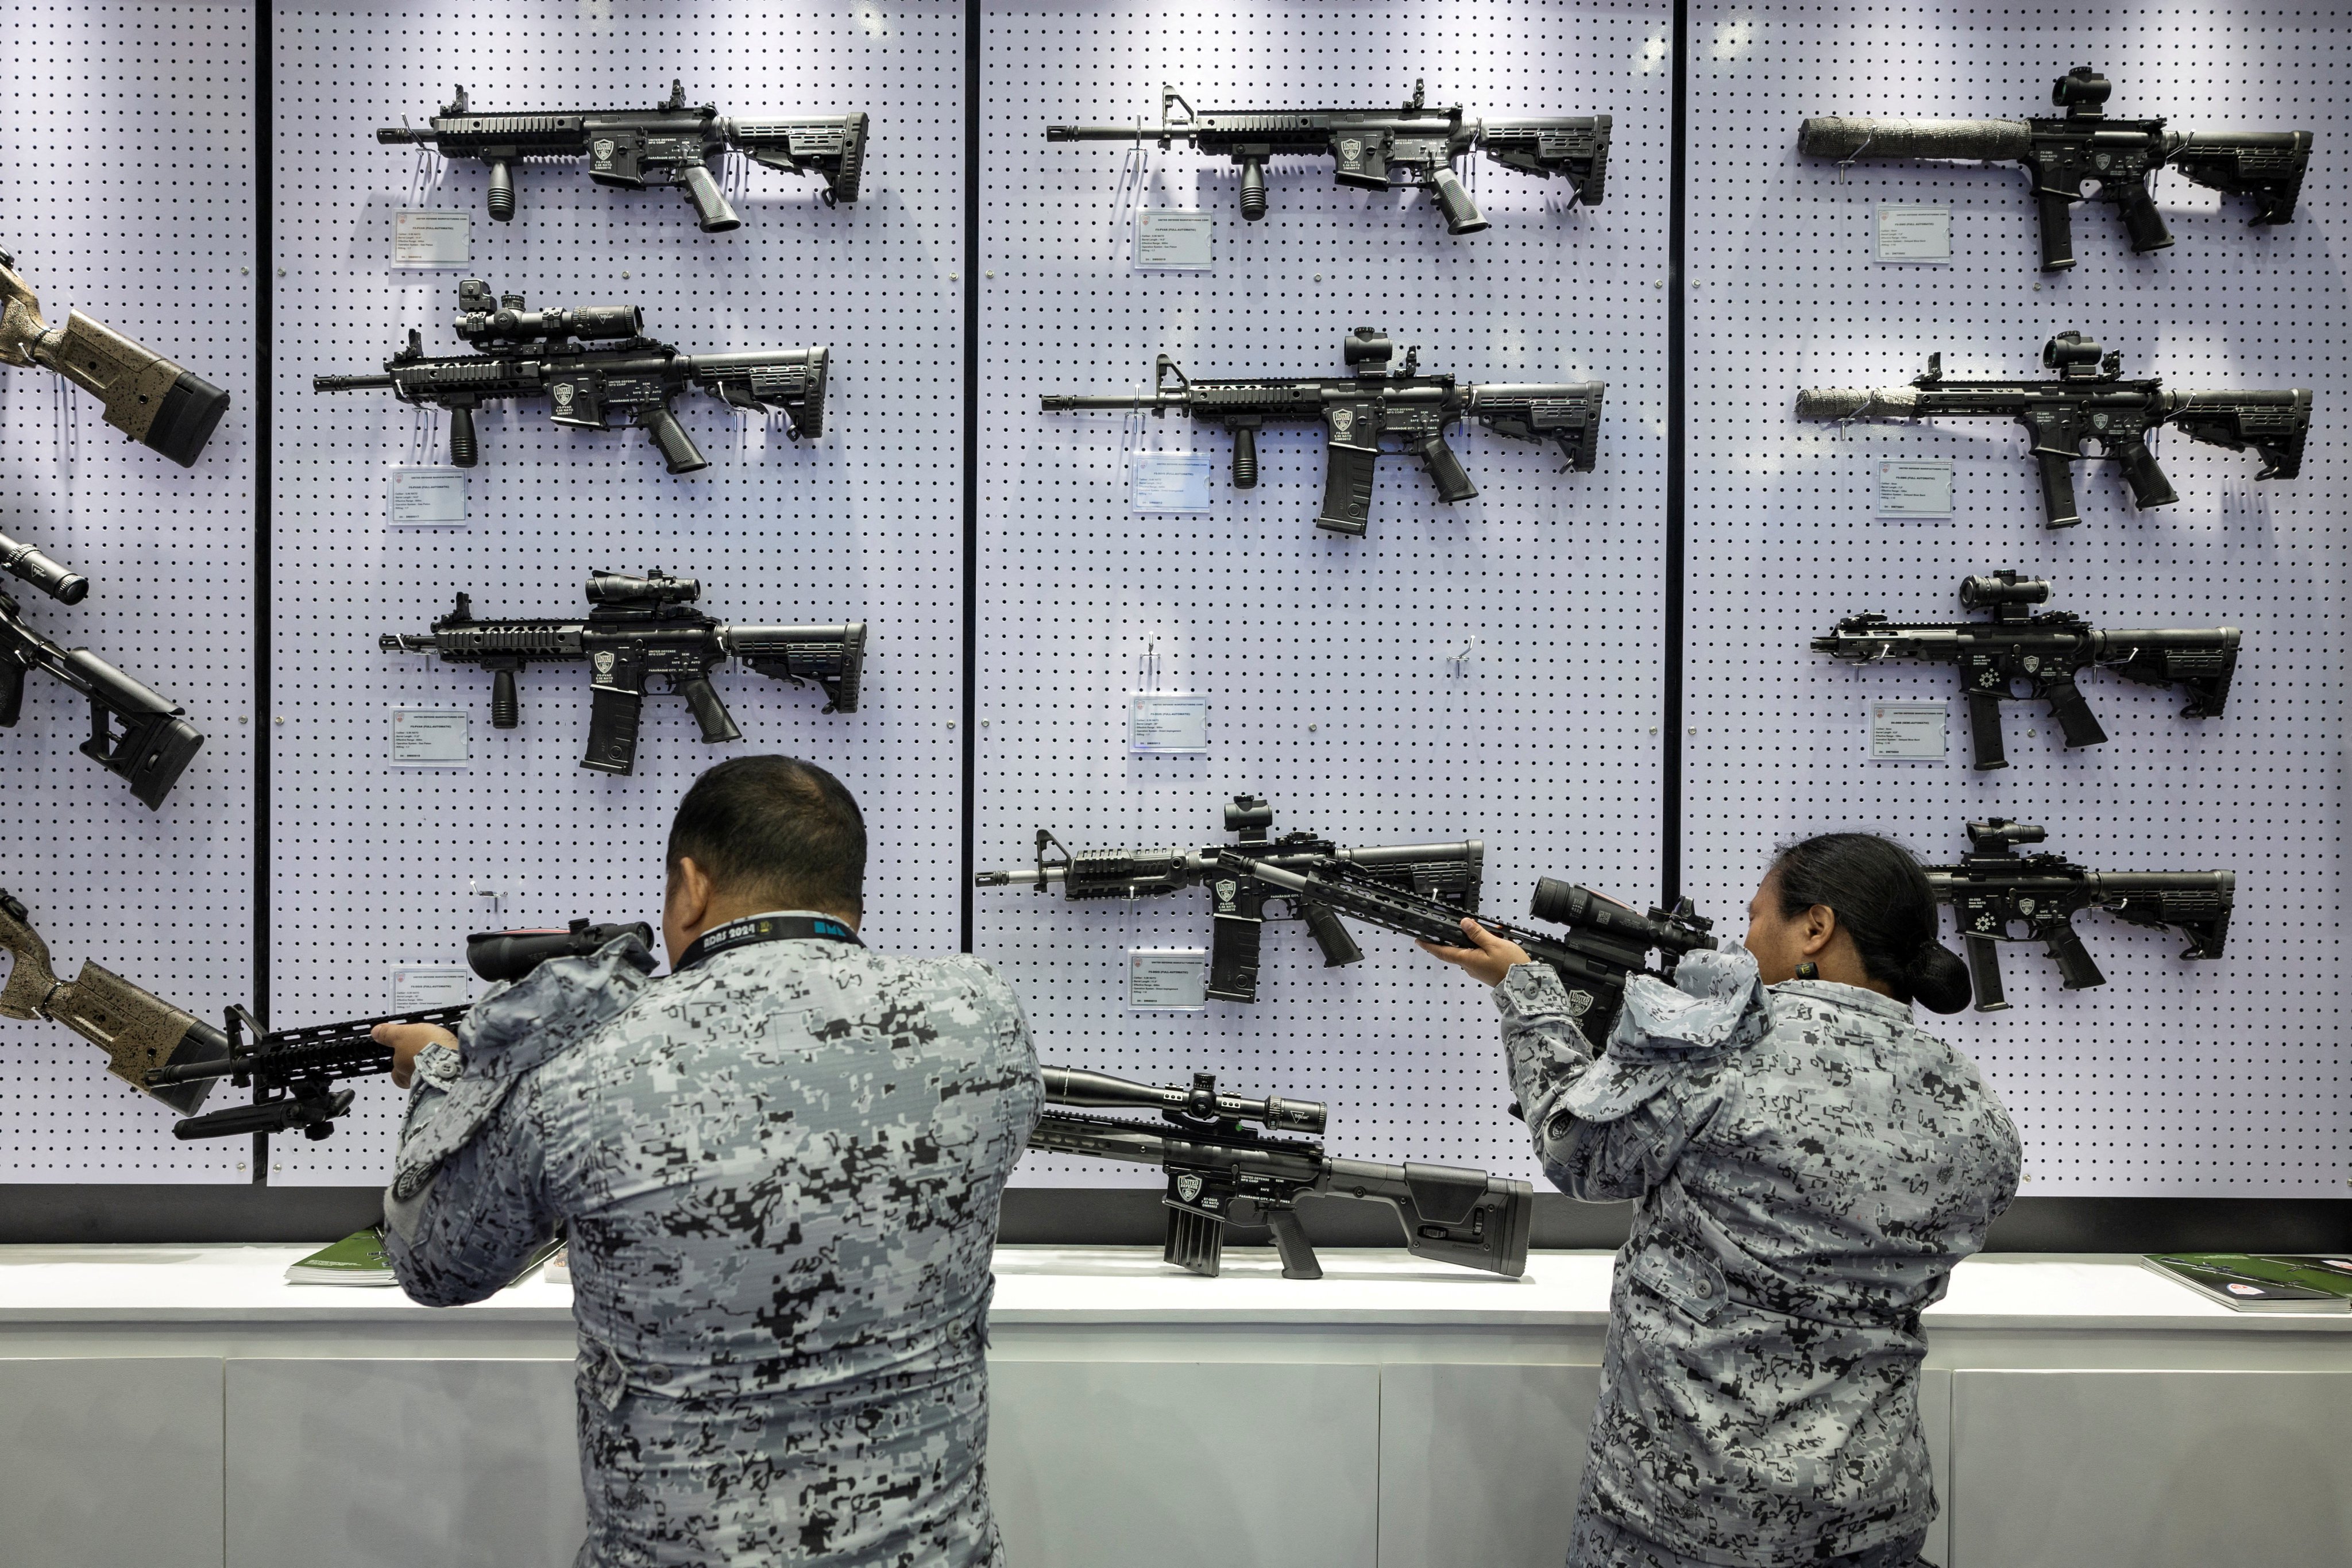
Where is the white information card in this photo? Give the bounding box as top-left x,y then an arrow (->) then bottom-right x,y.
389,708 -> 470,766
1130,451 -> 1215,512
1129,693 -> 1208,755
1870,700 -> 1949,760
1133,208 -> 1213,271
388,466 -> 468,527
1874,204 -> 1952,262
1876,458 -> 1955,519
391,965 -> 474,1011
1129,949 -> 1210,1011
392,210 -> 472,268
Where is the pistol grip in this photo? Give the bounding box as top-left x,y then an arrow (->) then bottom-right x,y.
2042,676 -> 2108,750
2112,175 -> 2173,254
680,162 -> 741,232
2113,438 -> 2178,510
1429,165 -> 1488,234
1415,433 -> 1478,503
678,675 -> 741,743
1299,900 -> 1363,968
1264,1207 -> 1323,1280
2045,921 -> 2107,991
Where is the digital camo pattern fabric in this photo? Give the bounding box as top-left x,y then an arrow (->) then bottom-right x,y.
1568,1508 -> 1927,1568
384,926 -> 1046,1568
1497,942 -> 2019,1568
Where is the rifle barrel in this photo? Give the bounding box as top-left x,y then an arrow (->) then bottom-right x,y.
1041,392 -> 1160,411
315,373 -> 397,391
1046,124 -> 1149,142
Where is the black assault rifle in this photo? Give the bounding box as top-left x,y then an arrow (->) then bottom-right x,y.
1814,571 -> 2241,770
1049,79 -> 1608,233
380,82 -> 867,229
1800,67 -> 2312,271
314,277 -> 826,472
380,568 -> 864,777
1043,327 -> 1603,535
1235,856 -> 1714,1043
1031,1065 -> 1533,1280
1797,331 -> 2311,528
974,795 -> 1482,1002
1925,821 -> 2233,1012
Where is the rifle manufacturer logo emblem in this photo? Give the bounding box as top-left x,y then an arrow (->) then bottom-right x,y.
1565,989 -> 1594,1017
593,138 -> 616,166
1329,408 -> 1356,437
1213,878 -> 1239,907
1176,1174 -> 1204,1204
592,651 -> 615,677
1338,137 -> 1364,167
553,383 -> 576,410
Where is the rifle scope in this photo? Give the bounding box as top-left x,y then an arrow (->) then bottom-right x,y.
1966,818 -> 2048,852
2053,67 -> 2111,113
587,569 -> 700,608
455,302 -> 642,347
1042,1066 -> 1326,1134
1530,878 -> 1714,955
1343,327 -> 1395,368
1959,571 -> 2053,611
0,531 -> 88,605
2043,331 -> 2106,374
467,918 -> 655,983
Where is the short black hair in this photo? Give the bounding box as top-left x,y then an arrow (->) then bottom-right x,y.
666,756 -> 866,915
1769,832 -> 1972,1014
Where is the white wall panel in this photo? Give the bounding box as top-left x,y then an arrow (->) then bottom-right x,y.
977,0 -> 1674,1182
0,4 -> 256,1178
1683,1 -> 2346,1195
268,0 -> 967,1180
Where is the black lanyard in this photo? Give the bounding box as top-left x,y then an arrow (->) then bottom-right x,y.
675,913 -> 862,973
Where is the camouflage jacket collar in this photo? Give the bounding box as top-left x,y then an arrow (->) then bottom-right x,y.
1770,978 -> 1914,1022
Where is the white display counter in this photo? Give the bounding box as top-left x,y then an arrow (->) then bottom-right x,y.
2,1245 -> 2348,1568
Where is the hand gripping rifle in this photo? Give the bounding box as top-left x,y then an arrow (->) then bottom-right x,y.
379,81 -> 868,230
974,794 -> 1484,1002
0,579 -> 203,809
1800,67 -> 2314,272
1044,327 -> 1603,535
314,277 -> 827,472
1030,1065 -> 1533,1280
153,920 -> 654,1140
1797,331 -> 2311,528
380,567 -> 865,776
1814,571 -> 2241,770
0,250 -> 230,466
1925,820 -> 2233,1013
1048,78 -> 1609,233
1,893 -> 650,1141
1234,856 -> 1714,1045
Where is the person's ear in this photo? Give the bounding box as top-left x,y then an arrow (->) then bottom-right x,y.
669,857 -> 715,927
1799,903 -> 1839,957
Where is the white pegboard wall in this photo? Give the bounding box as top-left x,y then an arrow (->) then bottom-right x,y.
0,4 -> 258,1180
978,0 -> 1675,1185
1684,2 -> 2346,1195
268,0 -> 967,1181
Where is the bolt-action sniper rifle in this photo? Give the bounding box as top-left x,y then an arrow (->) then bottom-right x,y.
0,894 -> 648,1140
1043,327 -> 1603,535
0,250 -> 231,467
380,567 -> 864,777
974,794 -> 1483,1002
1799,67 -> 2314,272
1797,331 -> 2311,528
1,569 -> 203,809
1235,856 -> 1715,1043
380,81 -> 868,230
1031,1065 -> 1533,1279
314,277 -> 827,472
1925,820 -> 2233,1012
1049,78 -> 1609,233
1813,571 -> 2241,770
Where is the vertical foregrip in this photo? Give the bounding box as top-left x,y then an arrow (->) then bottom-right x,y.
1964,933 -> 2010,1012
1238,157 -> 1268,221
487,159 -> 516,222
1230,426 -> 1259,489
489,668 -> 520,729
2034,187 -> 2077,271
1965,692 -> 2010,770
447,405 -> 480,468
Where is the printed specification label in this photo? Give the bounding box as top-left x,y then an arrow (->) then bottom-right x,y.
1876,458 -> 1955,519
1130,450 -> 1215,512
389,708 -> 470,765
1874,204 -> 1952,262
1129,949 -> 1210,1010
1130,693 -> 1208,755
388,466 -> 468,526
1870,700 -> 1948,759
392,209 -> 471,268
391,965 -> 474,1010
1133,208 -> 1213,270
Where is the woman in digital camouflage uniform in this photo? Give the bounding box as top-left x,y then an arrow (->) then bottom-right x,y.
1424,832 -> 2021,1568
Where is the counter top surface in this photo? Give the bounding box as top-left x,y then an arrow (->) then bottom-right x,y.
0,1244 -> 2345,1333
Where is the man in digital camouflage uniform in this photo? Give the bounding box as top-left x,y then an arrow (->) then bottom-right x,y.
376,755 -> 1044,1568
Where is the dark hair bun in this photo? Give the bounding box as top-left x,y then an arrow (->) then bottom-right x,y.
1906,942 -> 1973,1014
